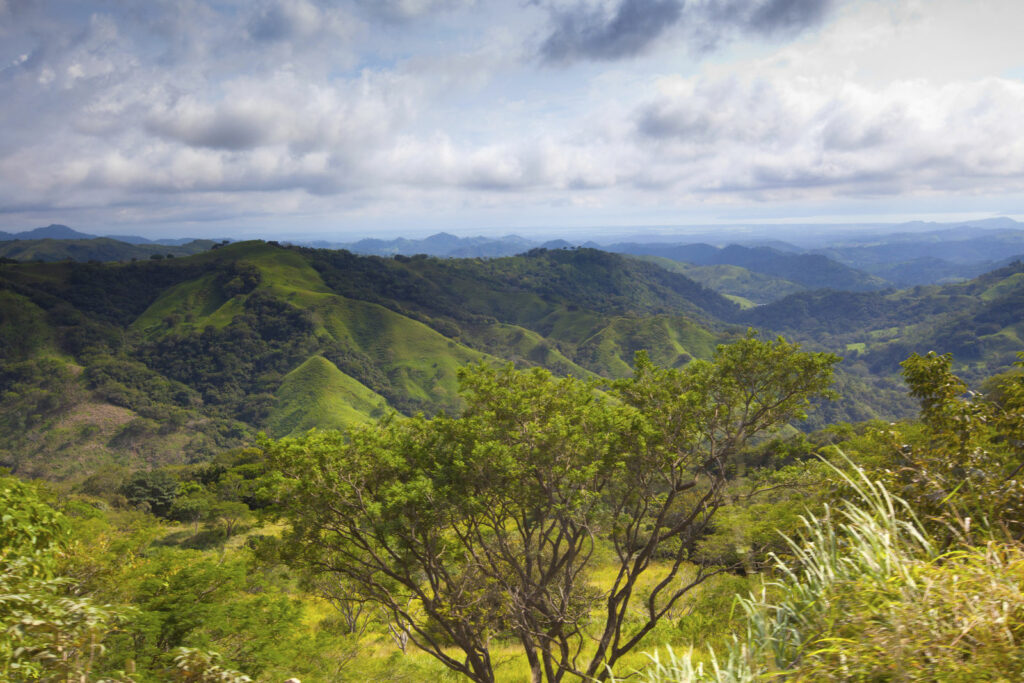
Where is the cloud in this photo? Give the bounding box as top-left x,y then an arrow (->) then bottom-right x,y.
537,0 -> 834,64
539,0 -> 683,64
146,100 -> 277,151
631,76 -> 1024,198
248,0 -> 324,41
747,0 -> 834,36
353,0 -> 475,23
3,0 -> 1024,236
245,0 -> 350,43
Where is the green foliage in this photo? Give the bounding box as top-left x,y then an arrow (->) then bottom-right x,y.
267,334 -> 836,682
0,476 -> 129,682
121,469 -> 180,517
0,290 -> 53,361
171,647 -> 252,682
615,463 -> 1024,683
0,358 -> 81,433
0,477 -> 68,577
84,356 -> 200,416
838,351 -> 1024,538
136,289 -> 319,415
267,355 -> 388,436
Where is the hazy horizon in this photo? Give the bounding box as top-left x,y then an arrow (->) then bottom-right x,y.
9,215 -> 1024,250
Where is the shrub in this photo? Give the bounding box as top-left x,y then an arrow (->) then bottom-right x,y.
616,459 -> 1024,682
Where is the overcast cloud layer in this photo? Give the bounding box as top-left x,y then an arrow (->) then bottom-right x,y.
1,0 -> 1024,238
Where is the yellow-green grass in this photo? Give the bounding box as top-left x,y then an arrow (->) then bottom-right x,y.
268,356 -> 389,437
867,325 -> 903,340
579,316 -> 723,378
127,248 -> 500,415
724,294 -> 756,309
133,245 -> 333,336
131,272 -> 231,335
235,247 -> 333,296
308,294 -> 492,411
464,322 -> 596,379
536,307 -> 609,345
465,288 -> 555,327
286,557 -> 749,682
981,271 -> 1024,301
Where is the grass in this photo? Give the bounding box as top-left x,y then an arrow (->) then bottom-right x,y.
131,272 -> 229,335
460,321 -> 595,378
980,271 -> 1024,301
308,293 -> 492,412
267,356 -> 388,437
723,294 -> 756,309
614,458 -> 1024,682
536,307 -> 608,345
578,315 -> 723,377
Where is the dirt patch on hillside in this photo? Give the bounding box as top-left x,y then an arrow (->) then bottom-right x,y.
56,401 -> 136,431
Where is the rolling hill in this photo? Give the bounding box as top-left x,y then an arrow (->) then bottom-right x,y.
4,237 -> 1023,480
0,242 -> 740,479
0,236 -> 218,262
607,242 -> 888,292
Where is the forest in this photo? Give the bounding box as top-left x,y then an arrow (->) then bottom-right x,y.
2,239 -> 1023,681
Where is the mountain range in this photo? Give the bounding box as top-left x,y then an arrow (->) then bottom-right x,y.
3,234 -> 1024,482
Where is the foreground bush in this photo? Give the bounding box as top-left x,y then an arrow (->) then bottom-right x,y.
619,462 -> 1024,682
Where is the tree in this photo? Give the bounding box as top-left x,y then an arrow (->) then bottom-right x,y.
0,476 -> 129,682
266,334 -> 837,682
121,469 -> 179,517
858,351 -> 1024,538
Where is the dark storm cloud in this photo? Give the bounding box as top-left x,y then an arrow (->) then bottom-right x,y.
748,0 -> 833,35
538,0 -> 834,64
706,0 -> 834,40
539,0 -> 683,63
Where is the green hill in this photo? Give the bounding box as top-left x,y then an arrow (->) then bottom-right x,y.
0,242 -> 738,478
739,260 -> 1024,417
267,356 -> 389,436
631,255 -> 805,304
608,242 -> 888,291
0,237 -> 216,262
3,239 -> 1023,480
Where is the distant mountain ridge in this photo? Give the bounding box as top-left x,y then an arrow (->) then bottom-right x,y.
8,220 -> 1024,295
0,224 -> 94,241
604,242 -> 888,292
0,237 -> 218,262
0,224 -> 219,246
314,231 -> 536,258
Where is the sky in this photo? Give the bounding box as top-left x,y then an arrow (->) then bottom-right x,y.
2,0 -> 1024,240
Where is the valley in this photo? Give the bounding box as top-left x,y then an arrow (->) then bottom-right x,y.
2,228 -> 1024,682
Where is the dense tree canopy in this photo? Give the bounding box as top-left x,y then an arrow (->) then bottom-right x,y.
267,334 -> 837,682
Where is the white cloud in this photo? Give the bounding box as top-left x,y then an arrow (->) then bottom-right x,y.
2,0 -> 1024,236
632,75 -> 1024,199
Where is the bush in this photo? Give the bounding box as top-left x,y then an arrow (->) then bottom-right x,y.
616,460 -> 1024,682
